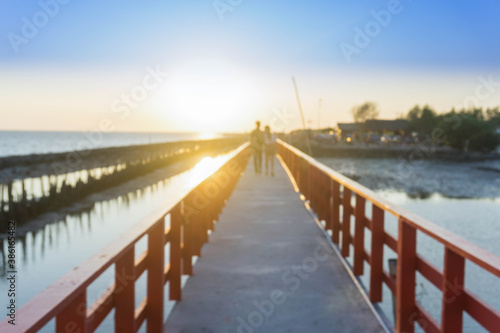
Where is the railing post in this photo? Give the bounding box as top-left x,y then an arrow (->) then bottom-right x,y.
293,154 -> 298,180
310,166 -> 316,212
317,169 -> 322,219
182,208 -> 193,276
396,218 -> 417,333
319,172 -> 327,222
341,187 -> 352,257
318,170 -> 322,216
210,184 -> 221,224
193,207 -> 203,257
331,181 -> 340,244
293,153 -> 296,176
295,156 -> 301,191
147,218 -> 165,332
312,167 -> 317,213
170,205 -> 182,301
201,202 -> 209,244
369,205 -> 384,303
218,166 -> 229,208
300,158 -> 306,197
201,179 -> 217,233
115,247 -> 135,333
56,290 -> 86,333
184,192 -> 202,257
298,158 -> 302,193
441,248 -> 465,333
324,176 -> 332,230
353,194 -> 365,276
306,161 -> 311,200
207,199 -> 215,231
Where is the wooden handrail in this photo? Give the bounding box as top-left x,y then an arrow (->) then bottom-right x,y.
278,139 -> 500,275
277,139 -> 500,332
0,142 -> 250,333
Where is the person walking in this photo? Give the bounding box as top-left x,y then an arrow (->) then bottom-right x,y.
250,121 -> 264,174
264,125 -> 277,176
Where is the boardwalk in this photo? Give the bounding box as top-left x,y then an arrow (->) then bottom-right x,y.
164,156 -> 385,332
5,142 -> 499,333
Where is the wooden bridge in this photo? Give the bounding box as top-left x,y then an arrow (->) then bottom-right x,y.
2,140 -> 500,332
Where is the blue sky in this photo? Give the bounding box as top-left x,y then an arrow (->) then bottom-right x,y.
1,0 -> 500,132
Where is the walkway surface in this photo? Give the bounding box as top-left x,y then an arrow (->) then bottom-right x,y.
164,157 -> 385,333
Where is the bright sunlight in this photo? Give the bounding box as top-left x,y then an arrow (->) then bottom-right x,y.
186,155 -> 228,188
152,61 -> 259,133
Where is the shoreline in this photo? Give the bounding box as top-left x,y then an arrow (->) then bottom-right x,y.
290,142 -> 500,161
317,155 -> 500,199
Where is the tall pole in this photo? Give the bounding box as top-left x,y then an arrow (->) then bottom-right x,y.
292,76 -> 307,131
291,76 -> 312,155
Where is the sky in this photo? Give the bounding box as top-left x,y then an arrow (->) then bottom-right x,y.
1,0 -> 500,133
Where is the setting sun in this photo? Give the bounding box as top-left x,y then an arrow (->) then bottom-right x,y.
152,64 -> 259,133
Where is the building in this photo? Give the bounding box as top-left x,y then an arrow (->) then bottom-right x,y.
364,119 -> 409,135
337,122 -> 362,140
337,119 -> 410,142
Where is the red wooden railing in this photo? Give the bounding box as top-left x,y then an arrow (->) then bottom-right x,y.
278,139 -> 500,333
0,143 -> 250,333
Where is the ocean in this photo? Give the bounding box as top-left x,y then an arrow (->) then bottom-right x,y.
0,131 -> 226,157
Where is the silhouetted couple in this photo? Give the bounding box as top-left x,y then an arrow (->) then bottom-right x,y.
250,121 -> 276,176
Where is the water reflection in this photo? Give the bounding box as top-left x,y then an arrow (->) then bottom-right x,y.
0,151 -> 233,323
0,176 -> 169,277
7,164 -> 129,201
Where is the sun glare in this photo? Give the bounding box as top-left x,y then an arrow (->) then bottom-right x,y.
153,64 -> 258,133
197,132 -> 218,140
171,80 -> 246,128
187,156 -> 227,187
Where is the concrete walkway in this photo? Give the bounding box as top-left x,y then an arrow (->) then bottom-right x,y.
164,157 -> 385,333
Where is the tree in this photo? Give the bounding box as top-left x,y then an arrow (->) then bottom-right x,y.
437,108 -> 499,152
351,102 -> 379,123
406,105 -> 438,135
406,105 -> 422,123
485,107 -> 500,127
419,105 -> 439,133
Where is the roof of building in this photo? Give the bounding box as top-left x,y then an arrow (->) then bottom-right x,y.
337,123 -> 361,131
365,119 -> 409,131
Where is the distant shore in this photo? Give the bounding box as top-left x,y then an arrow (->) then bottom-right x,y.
291,142 -> 500,161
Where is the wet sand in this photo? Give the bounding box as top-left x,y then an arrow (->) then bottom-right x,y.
318,157 -> 500,199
